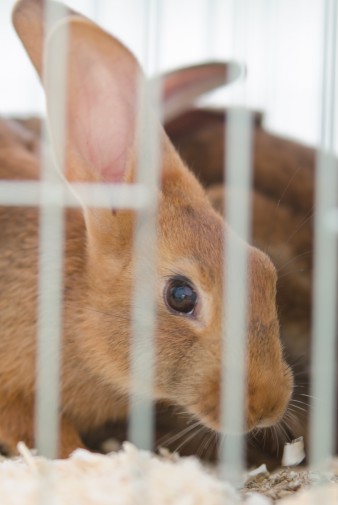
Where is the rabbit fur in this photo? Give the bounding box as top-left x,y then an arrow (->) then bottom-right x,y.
165,108 -> 314,463
0,0 -> 293,459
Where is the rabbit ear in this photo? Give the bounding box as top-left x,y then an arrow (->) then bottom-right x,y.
15,4 -> 145,255
46,18 -> 142,255
14,1 -> 138,184
44,17 -> 140,187
161,62 -> 243,122
12,0 -> 79,78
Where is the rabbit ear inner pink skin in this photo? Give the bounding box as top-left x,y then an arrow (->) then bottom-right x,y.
46,19 -> 138,184
161,62 -> 243,122
43,17 -> 144,258
1,0 -> 293,457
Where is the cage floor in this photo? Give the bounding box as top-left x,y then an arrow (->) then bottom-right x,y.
1,443 -> 337,505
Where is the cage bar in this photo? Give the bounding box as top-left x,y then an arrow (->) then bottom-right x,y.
0,181 -> 148,208
220,108 -> 252,485
128,0 -> 163,451
2,0 -> 338,501
310,0 -> 338,469
220,0 -> 253,487
33,0 -> 69,460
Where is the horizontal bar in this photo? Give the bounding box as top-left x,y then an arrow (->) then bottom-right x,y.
0,180 -> 150,209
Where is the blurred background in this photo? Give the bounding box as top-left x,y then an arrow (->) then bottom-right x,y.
0,0 -> 332,148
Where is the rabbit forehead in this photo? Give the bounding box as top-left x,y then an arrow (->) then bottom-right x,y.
158,195 -> 224,289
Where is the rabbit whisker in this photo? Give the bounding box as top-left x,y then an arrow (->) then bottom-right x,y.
277,268 -> 307,281
208,431 -> 219,459
298,393 -> 316,400
288,404 -> 307,414
197,429 -> 216,458
174,424 -> 206,453
64,301 -> 131,322
285,209 -> 314,246
157,420 -> 201,447
276,166 -> 304,210
290,399 -> 310,408
276,250 -> 312,272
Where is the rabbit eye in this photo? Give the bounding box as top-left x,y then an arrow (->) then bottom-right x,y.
164,276 -> 198,316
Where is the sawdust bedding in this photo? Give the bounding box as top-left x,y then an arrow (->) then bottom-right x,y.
1,442 -> 338,505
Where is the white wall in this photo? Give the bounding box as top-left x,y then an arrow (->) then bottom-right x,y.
0,0 -> 333,147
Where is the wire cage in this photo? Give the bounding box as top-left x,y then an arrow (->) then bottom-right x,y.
0,0 -> 337,501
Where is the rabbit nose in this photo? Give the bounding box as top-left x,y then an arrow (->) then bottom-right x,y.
247,367 -> 293,431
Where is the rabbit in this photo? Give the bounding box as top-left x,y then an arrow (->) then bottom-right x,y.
158,79 -> 314,463
0,0 -> 293,459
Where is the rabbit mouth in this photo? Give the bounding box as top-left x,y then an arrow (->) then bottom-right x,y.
188,404 -> 290,436
184,368 -> 293,435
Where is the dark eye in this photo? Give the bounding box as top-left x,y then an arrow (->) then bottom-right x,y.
164,276 -> 198,315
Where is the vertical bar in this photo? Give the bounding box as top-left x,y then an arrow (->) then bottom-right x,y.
220,0 -> 252,487
310,0 -> 338,469
35,0 -> 68,459
206,0 -> 218,57
128,0 -> 162,451
220,109 -> 252,485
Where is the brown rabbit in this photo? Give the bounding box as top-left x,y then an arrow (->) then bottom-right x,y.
84,89 -> 314,465
161,96 -> 314,463
0,0 -> 293,458
83,108 -> 313,466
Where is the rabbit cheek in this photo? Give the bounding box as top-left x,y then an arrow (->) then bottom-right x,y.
154,315 -> 199,395
155,331 -> 223,430
186,375 -> 222,432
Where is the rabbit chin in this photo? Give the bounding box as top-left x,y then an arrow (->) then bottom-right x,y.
188,404 -> 287,436
190,411 -> 247,436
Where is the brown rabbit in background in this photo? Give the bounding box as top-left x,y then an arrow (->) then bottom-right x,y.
0,0 -> 293,458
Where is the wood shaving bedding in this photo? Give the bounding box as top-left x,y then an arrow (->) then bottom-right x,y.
243,461 -> 338,503
0,442 -> 239,505
1,443 -> 338,505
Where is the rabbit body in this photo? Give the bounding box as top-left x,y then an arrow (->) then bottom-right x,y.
0,1 -> 293,457
0,114 -> 291,459
0,118 -> 128,453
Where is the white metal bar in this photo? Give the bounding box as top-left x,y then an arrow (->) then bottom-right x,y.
310,0 -> 338,469
220,108 -> 252,485
206,0 -> 218,57
220,0 -> 252,487
128,0 -> 162,451
0,181 -> 148,208
35,0 -> 68,460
